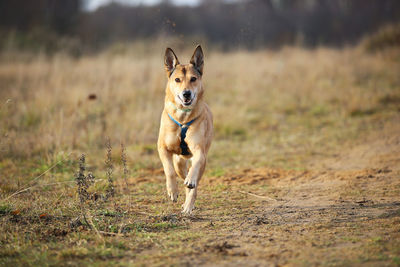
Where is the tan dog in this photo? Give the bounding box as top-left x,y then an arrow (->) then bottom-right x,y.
157,45 -> 213,214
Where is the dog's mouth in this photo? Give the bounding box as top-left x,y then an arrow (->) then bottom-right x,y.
182,98 -> 192,106
178,95 -> 195,106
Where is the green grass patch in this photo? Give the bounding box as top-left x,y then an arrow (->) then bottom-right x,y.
0,203 -> 13,216
207,167 -> 226,177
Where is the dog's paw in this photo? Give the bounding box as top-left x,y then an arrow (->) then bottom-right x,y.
167,189 -> 178,202
181,203 -> 194,214
183,177 -> 197,189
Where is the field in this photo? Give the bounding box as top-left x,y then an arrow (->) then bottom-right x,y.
0,44 -> 400,266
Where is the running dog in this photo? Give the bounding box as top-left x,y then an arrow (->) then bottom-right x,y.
157,45 -> 213,214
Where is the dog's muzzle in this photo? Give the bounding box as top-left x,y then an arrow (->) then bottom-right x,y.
179,90 -> 195,106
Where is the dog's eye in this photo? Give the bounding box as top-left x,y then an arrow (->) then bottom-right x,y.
190,77 -> 197,82
175,78 -> 181,83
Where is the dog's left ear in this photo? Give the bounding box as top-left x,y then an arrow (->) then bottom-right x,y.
190,45 -> 204,76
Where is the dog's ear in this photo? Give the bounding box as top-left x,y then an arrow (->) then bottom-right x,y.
164,48 -> 179,77
190,45 -> 204,76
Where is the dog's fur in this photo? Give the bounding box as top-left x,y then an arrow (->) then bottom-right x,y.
157,45 -> 213,214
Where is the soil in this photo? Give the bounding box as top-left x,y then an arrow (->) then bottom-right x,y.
178,119 -> 400,266
3,120 -> 399,266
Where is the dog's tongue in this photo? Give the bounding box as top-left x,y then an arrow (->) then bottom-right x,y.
184,99 -> 191,103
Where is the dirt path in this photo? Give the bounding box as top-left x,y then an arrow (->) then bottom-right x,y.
192,168 -> 399,265
184,121 -> 400,266
314,116 -> 400,171
93,119 -> 400,266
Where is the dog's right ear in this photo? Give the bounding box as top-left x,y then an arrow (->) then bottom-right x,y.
164,48 -> 179,77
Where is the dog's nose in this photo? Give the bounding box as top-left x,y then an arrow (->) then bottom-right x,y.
182,90 -> 192,99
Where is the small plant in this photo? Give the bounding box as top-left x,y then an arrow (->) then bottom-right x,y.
121,142 -> 132,211
121,142 -> 129,190
105,137 -> 115,200
75,154 -> 102,239
121,143 -> 130,193
118,142 -> 132,233
75,154 -> 95,206
73,139 -> 134,237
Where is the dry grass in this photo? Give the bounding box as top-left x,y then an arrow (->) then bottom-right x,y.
1,45 -> 399,174
0,43 -> 399,266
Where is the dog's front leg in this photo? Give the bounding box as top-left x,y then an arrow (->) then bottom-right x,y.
182,187 -> 197,214
183,149 -> 206,213
158,148 -> 178,202
184,149 -> 205,189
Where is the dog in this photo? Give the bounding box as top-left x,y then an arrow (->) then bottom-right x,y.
157,45 -> 213,214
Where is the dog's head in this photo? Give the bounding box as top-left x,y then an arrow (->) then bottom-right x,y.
164,45 -> 204,108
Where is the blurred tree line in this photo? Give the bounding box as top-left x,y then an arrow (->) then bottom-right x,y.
0,0 -> 399,52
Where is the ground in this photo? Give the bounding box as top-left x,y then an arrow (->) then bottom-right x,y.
0,45 -> 399,266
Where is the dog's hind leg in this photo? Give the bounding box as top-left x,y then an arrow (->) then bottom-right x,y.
173,155 -> 188,180
158,148 -> 178,202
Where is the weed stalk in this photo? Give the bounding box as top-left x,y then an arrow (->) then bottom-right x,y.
105,137 -> 115,199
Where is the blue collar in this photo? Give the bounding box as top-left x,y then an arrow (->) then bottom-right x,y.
167,113 -> 197,128
167,113 -> 197,155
